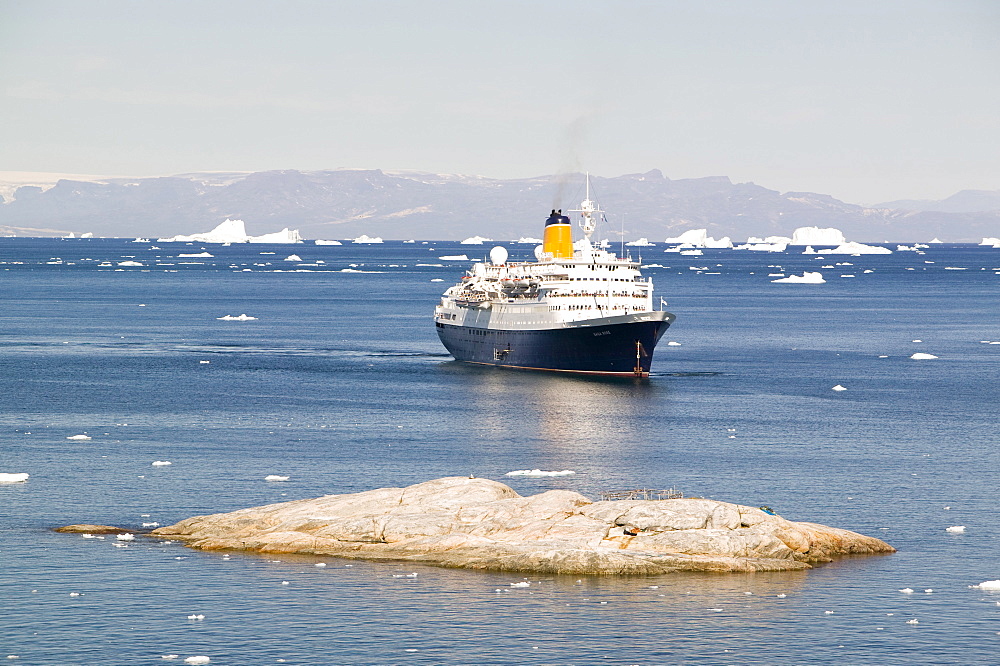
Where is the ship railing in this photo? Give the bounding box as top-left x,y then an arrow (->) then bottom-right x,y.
598,488 -> 685,501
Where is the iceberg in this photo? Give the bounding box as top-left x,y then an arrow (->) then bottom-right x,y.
625,238 -> 655,246
735,242 -> 787,252
771,271 -> 825,284
826,242 -> 892,255
663,229 -> 732,248
178,252 -> 213,258
314,240 -> 343,246
0,472 -> 29,483
664,229 -> 708,245
67,434 -> 92,440
117,260 -> 144,266
158,219 -> 302,244
910,353 -> 938,360
515,237 -> 543,244
264,475 -> 289,482
790,227 -> 846,246
352,235 -> 383,244
505,469 -> 575,477
283,254 -> 302,262
980,237 -> 1000,247
439,255 -> 469,261
461,236 -> 493,245
217,314 -> 257,321
945,526 -> 965,533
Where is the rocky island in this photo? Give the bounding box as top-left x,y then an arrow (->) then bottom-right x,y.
145,477 -> 894,575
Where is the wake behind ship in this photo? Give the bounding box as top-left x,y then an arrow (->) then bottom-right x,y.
434,181 -> 675,377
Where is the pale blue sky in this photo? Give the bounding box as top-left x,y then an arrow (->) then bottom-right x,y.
2,0 -> 997,203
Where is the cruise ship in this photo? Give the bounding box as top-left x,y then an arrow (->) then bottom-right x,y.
434,183 -> 676,377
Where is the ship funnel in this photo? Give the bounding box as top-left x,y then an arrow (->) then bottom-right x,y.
542,209 -> 573,259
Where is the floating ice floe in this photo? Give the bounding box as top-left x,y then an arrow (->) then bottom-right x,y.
736,242 -> 787,252
439,255 -> 469,261
505,469 -> 575,477
906,619 -> 919,625
832,385 -> 847,392
509,581 -> 531,588
264,475 -> 289,482
216,314 -> 257,321
789,226 -> 846,246
663,229 -> 732,248
314,239 -> 343,245
183,655 -> 210,664
910,353 -> 939,360
117,533 -> 135,541
352,235 -> 383,244
946,526 -> 966,533
186,614 -> 205,620
392,573 -> 418,578
430,278 -> 444,282
625,238 -> 655,246
117,260 -> 144,266
515,237 -> 543,244
67,434 -> 91,440
971,580 -> 1000,590
0,473 -> 29,483
152,460 -> 172,466
283,254 -> 302,262
161,656 -> 179,660
899,588 -> 914,594
826,241 -> 892,255
142,522 -> 159,527
178,252 -> 213,258
771,271 -> 825,284
461,236 -> 492,245
667,341 -> 681,346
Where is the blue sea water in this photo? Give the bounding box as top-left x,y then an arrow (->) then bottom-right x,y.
1,237 -> 998,665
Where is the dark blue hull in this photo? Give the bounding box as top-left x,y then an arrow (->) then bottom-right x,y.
435,311 -> 674,376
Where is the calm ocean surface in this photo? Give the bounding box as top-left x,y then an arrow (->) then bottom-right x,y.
1,237 -> 998,665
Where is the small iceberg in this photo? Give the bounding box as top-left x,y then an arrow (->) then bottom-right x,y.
979,237 -> 1000,247
831,385 -> 847,391
116,533 -> 135,541
151,460 -> 172,466
439,255 -> 469,261
264,475 -> 289,482
789,226 -> 846,246
183,657 -> 210,665
461,236 -> 492,245
910,353 -> 938,360
771,271 -> 825,284
625,238 -> 655,247
216,314 -> 257,321
505,469 -> 575,477
314,239 -> 343,245
117,260 -> 144,266
509,581 -> 531,588
971,580 -> 1000,590
67,434 -> 92,440
826,241 -> 892,255
945,526 -> 965,533
352,235 -> 383,244
158,219 -> 301,244
515,237 -> 543,244
178,252 -> 214,258
0,473 -> 29,483
283,254 -> 302,262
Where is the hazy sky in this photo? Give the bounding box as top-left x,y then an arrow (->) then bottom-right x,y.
2,0 -> 998,203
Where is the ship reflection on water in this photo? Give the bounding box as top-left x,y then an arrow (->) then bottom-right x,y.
447,361 -> 667,454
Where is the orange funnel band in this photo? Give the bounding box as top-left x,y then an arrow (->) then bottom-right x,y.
543,223 -> 573,258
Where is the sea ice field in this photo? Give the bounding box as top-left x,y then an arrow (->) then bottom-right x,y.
1,237 -> 998,664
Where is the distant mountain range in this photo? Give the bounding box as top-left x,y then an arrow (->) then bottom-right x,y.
0,169 -> 997,241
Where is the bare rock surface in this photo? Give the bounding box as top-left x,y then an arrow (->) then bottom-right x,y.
54,524 -> 133,534
151,477 -> 894,575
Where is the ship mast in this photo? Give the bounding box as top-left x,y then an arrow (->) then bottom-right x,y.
574,173 -> 601,242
